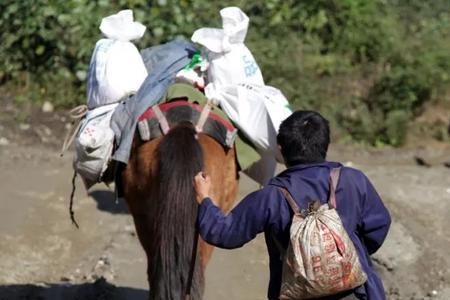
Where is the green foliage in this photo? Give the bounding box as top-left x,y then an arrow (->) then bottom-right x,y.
384,110 -> 409,147
333,0 -> 450,146
369,67 -> 431,116
1,0 -> 449,146
0,0 -> 107,106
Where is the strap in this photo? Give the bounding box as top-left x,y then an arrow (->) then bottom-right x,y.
196,99 -> 212,133
153,104 -> 170,135
60,105 -> 88,156
69,170 -> 79,229
185,222 -> 199,299
273,188 -> 300,260
328,167 -> 341,209
278,187 -> 300,214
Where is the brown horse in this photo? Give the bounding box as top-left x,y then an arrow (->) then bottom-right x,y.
121,120 -> 239,299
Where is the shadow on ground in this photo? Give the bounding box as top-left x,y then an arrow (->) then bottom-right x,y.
0,278 -> 147,300
89,190 -> 129,215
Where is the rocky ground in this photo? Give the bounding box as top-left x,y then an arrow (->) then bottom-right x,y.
0,99 -> 449,299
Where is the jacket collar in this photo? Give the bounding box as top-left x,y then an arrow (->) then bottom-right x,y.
278,161 -> 342,176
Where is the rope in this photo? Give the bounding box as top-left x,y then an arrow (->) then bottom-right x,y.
60,105 -> 88,156
69,170 -> 80,229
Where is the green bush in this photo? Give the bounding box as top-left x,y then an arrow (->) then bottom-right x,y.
369,67 -> 431,115
333,0 -> 450,146
1,0 -> 449,146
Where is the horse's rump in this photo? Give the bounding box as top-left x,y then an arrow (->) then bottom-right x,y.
122,108 -> 239,299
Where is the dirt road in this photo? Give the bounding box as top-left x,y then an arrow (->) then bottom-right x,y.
0,108 -> 450,299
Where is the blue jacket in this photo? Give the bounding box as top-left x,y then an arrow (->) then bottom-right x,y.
110,39 -> 198,163
198,161 -> 391,300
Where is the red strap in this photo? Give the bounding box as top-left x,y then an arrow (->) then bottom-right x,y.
279,187 -> 301,214
328,167 -> 341,208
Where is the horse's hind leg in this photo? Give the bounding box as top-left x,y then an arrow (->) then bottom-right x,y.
130,212 -> 153,281
122,138 -> 160,295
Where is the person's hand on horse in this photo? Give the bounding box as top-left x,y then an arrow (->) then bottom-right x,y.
194,171 -> 211,204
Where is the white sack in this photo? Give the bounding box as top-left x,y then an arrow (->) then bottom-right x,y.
100,9 -> 146,41
74,103 -> 118,189
243,152 -> 278,186
206,83 -> 292,184
191,7 -> 264,86
87,10 -> 147,109
206,83 -> 291,155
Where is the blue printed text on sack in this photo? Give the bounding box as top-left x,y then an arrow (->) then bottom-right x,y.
242,55 -> 259,77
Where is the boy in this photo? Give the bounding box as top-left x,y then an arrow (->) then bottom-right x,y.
194,110 -> 391,300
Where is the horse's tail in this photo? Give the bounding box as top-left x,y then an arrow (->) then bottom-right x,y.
148,122 -> 204,300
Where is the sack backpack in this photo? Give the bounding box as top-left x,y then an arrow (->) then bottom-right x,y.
73,103 -> 118,189
278,168 -> 367,299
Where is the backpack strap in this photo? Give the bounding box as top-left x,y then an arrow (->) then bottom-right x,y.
272,187 -> 300,260
279,187 -> 301,214
328,167 -> 342,209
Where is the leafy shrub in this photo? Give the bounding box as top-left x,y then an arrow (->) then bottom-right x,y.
369,67 -> 431,116
0,0 -> 449,146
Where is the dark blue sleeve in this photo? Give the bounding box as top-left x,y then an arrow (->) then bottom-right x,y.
197,187 -> 283,249
360,174 -> 391,254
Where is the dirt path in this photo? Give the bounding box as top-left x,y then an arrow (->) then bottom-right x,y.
1,109 -> 450,299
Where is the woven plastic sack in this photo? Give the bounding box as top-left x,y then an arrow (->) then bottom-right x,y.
191,6 -> 264,86
205,83 -> 291,157
279,168 -> 367,299
205,83 -> 291,185
86,10 -> 147,109
73,103 -> 118,189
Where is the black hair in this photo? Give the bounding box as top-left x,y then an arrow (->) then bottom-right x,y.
149,121 -> 204,299
277,110 -> 330,166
